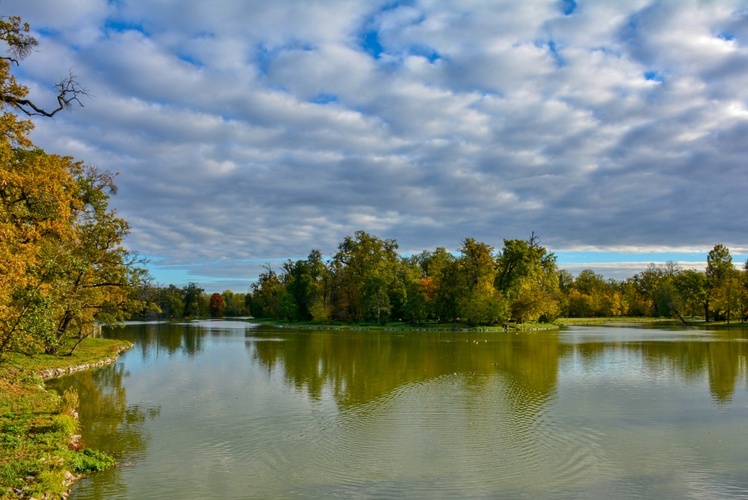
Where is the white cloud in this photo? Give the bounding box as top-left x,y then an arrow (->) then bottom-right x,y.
4,0 -> 748,291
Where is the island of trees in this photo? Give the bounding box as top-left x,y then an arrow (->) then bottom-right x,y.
137,231 -> 748,328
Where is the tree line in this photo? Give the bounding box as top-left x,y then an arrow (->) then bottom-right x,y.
134,283 -> 249,320
137,232 -> 748,326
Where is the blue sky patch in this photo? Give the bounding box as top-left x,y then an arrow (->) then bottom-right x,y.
361,30 -> 384,59
561,0 -> 577,16
104,18 -> 147,35
178,54 -> 203,68
311,93 -> 338,105
644,70 -> 663,83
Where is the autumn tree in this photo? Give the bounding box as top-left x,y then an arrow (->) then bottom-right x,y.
0,16 -> 146,355
209,293 -> 225,318
567,270 -> 617,317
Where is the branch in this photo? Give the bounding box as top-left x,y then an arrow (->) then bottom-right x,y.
3,70 -> 89,117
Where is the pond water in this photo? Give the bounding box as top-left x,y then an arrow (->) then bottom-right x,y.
48,322 -> 748,499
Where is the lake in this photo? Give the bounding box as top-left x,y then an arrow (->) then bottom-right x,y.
47,321 -> 748,499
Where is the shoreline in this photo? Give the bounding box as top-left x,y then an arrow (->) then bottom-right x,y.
49,342 -> 133,499
38,342 -> 132,380
1,339 -> 133,499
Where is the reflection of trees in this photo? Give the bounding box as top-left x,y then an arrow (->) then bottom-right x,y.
47,362 -> 161,497
48,363 -> 158,455
252,326 -> 748,408
250,330 -> 564,410
640,334 -> 747,403
104,323 -> 206,358
571,330 -> 748,403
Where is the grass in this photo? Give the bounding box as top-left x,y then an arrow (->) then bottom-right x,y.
0,338 -> 131,499
553,317 -> 676,326
247,317 -> 561,332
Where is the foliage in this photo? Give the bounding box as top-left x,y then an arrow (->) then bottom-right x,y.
243,231 -> 563,326
209,292 -> 225,318
240,235 -> 747,327
0,16 -> 147,356
132,284 -> 249,320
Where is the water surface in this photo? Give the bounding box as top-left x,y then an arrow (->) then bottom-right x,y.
48,322 -> 748,498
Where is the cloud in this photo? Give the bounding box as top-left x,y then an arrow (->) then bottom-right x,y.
5,0 -> 748,291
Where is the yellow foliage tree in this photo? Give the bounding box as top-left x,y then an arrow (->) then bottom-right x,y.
0,16 -> 146,355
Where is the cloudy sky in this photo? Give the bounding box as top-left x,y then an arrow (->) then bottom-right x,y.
6,0 -> 748,292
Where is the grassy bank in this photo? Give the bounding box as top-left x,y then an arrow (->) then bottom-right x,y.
247,317 -> 560,332
0,338 -> 131,499
554,317 -> 677,326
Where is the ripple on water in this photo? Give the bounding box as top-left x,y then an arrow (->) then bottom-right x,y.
235,372 -> 613,497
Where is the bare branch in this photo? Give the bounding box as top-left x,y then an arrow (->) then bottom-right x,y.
3,70 -> 89,117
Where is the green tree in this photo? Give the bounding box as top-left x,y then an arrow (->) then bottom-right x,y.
222,290 -> 248,317
454,238 -> 508,325
248,266 -> 285,318
706,244 -> 734,321
157,285 -> 185,319
673,269 -> 708,319
282,250 -> 330,321
331,231 -> 399,323
182,283 -> 205,318
496,233 -> 559,322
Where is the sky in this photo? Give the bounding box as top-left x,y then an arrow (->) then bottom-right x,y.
5,0 -> 748,293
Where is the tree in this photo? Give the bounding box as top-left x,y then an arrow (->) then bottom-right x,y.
706,244 -> 734,321
0,16 -> 87,117
453,238 -> 508,325
222,290 -> 248,317
568,270 -> 614,317
282,250 -> 330,321
209,293 -> 225,318
673,269 -> 708,319
248,265 -> 284,318
331,231 -> 400,323
496,233 -> 560,322
51,167 -> 150,352
0,18 -> 147,355
182,283 -> 205,318
157,285 -> 185,319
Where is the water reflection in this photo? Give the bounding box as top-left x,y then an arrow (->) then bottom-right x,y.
46,361 -> 160,498
55,322 -> 748,498
105,322 -> 207,358
249,329 -> 563,410
562,326 -> 748,403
